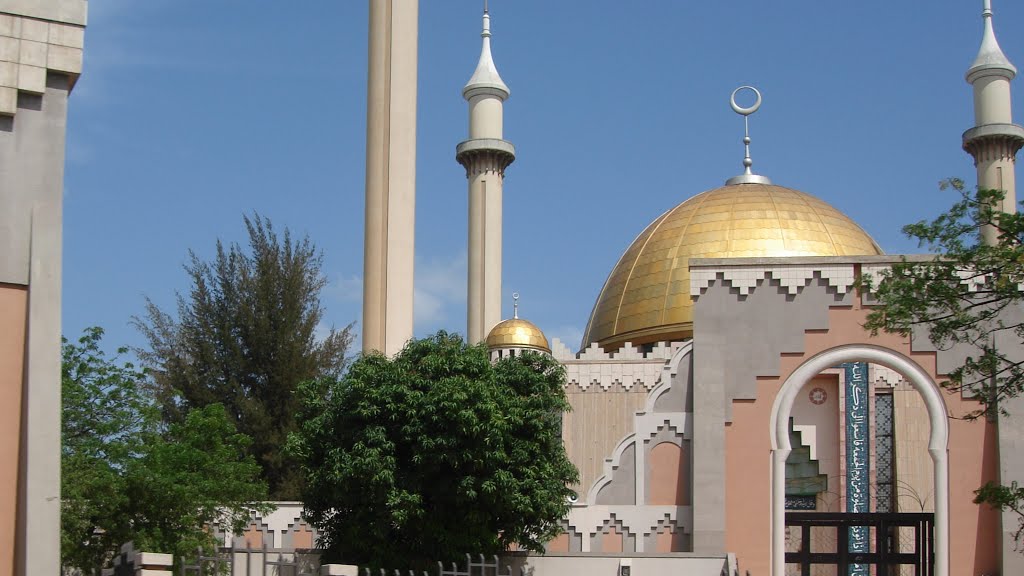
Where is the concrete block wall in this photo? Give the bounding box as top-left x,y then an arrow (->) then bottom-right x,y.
0,1 -> 84,115
0,2 -> 84,575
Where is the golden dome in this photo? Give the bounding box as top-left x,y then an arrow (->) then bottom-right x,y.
582,183 -> 883,350
486,318 -> 551,353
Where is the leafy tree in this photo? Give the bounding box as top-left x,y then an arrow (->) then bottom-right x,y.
125,404 -> 272,560
62,327 -> 155,571
61,328 -> 271,573
135,214 -> 353,499
859,179 -> 1024,546
288,332 -> 578,568
862,180 -> 1024,412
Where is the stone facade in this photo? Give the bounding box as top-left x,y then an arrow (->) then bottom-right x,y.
0,2 -> 84,575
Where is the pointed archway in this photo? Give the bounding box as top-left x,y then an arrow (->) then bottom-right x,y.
769,344 -> 950,576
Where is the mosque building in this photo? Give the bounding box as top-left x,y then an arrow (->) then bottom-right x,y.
234,3 -> 1024,576
2,1 -> 1023,575
469,2 -> 1024,576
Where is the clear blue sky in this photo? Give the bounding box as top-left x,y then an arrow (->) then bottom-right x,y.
64,1 -> 1024,353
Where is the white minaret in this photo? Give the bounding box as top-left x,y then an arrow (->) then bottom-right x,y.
966,7 -> 1024,576
457,4 -> 516,344
964,0 -> 1024,245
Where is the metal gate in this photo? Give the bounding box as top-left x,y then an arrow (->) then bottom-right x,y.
785,512 -> 934,576
179,546 -> 320,576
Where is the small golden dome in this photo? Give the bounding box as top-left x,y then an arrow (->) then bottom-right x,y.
486,318 -> 551,353
582,183 -> 883,350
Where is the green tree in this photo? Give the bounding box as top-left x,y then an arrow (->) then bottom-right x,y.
288,332 -> 578,568
61,328 -> 271,573
860,179 -> 1024,546
125,404 -> 272,560
62,327 -> 155,572
135,214 -> 353,499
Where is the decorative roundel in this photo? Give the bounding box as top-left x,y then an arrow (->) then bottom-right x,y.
809,387 -> 828,405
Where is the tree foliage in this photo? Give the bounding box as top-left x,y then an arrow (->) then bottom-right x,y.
859,179 -> 1024,547
124,403 -> 272,560
289,332 -> 579,568
62,327 -> 155,571
61,328 -> 270,573
860,180 -> 1024,416
135,214 -> 353,499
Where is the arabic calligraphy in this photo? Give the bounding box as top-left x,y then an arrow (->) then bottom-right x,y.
844,362 -> 870,576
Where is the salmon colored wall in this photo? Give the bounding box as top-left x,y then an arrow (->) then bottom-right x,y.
723,299 -> 999,576
600,527 -> 623,553
291,525 -> 314,549
546,532 -> 569,553
0,285 -> 27,576
654,526 -> 685,552
242,524 -> 264,549
648,442 -> 689,505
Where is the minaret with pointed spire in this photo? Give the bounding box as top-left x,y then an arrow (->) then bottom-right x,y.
457,3 -> 516,344
964,0 -> 1024,244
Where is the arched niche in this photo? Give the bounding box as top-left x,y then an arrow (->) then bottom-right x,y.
768,344 -> 949,576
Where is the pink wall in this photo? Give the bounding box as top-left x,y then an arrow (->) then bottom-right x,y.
0,285 -> 26,576
723,297 -> 999,576
648,442 -> 688,505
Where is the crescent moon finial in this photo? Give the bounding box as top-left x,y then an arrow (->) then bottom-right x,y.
730,86 -> 762,116
725,86 -> 772,185
512,292 -> 520,319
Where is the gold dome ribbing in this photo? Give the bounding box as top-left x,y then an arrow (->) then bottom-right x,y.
486,318 -> 551,353
582,183 -> 883,350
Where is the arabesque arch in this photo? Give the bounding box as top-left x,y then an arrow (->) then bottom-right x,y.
768,344 -> 949,576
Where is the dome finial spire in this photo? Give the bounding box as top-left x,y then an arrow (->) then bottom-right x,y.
726,86 -> 772,186
512,292 -> 520,319
463,0 -> 509,100
967,0 -> 1016,82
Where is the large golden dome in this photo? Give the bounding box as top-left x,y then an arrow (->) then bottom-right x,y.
582,183 -> 883,350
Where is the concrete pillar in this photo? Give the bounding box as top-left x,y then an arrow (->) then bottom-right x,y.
362,0 -> 418,356
460,145 -> 514,343
0,2 -> 85,575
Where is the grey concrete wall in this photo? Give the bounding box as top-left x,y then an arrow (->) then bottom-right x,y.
595,444 -> 635,505
0,4 -> 83,574
653,351 -> 690,413
0,71 -> 69,576
690,274 -> 849,553
0,0 -> 87,26
0,82 -> 68,285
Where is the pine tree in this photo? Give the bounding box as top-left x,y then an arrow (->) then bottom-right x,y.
135,214 -> 352,499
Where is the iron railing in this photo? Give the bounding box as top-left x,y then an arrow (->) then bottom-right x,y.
785,512 -> 934,576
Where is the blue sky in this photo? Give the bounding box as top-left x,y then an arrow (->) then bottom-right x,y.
64,1 -> 1024,354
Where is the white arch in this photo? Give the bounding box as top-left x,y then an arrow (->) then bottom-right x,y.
768,344 -> 949,576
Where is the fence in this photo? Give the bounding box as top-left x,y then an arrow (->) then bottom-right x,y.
784,512 -> 934,576
179,545 -> 321,576
173,551 -> 520,576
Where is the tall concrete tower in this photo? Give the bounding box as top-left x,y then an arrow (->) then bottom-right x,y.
457,6 -> 515,344
963,0 -> 1024,245
0,1 -> 85,575
964,5 -> 1024,574
363,0 -> 418,356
